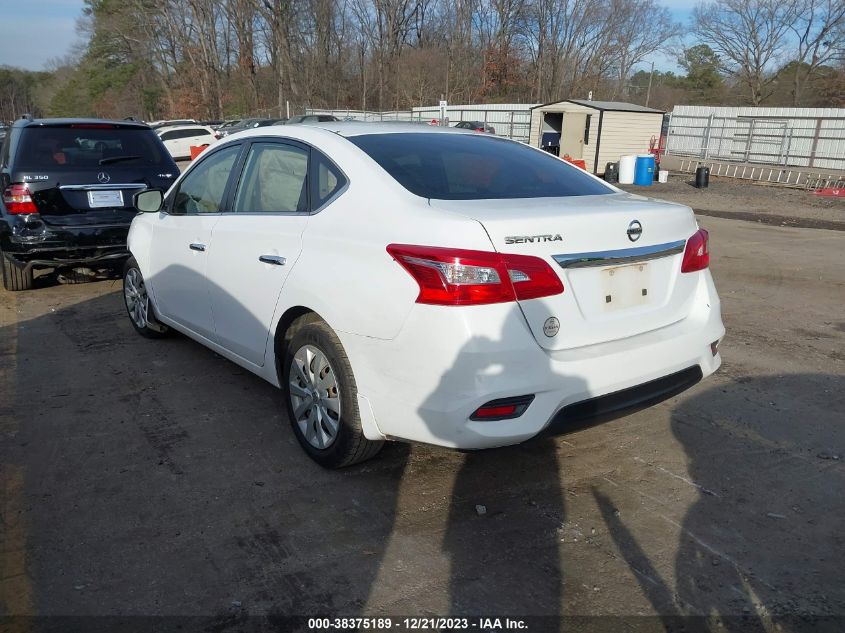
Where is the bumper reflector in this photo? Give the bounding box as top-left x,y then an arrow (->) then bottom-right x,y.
471,395 -> 535,421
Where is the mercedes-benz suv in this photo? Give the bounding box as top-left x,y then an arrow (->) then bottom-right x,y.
0,116 -> 179,290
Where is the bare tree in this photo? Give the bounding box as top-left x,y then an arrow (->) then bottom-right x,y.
608,0 -> 680,100
788,0 -> 845,105
692,0 -> 799,105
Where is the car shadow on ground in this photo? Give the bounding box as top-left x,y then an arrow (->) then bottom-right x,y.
593,372 -> 845,632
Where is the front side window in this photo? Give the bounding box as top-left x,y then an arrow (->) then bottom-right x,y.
171,144 -> 240,214
349,133 -> 613,200
233,142 -> 309,213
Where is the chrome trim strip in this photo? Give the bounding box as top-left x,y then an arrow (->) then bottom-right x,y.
553,239 -> 686,269
59,183 -> 148,191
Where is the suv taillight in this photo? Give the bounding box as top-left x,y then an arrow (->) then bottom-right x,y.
3,183 -> 38,214
681,228 -> 710,273
386,244 -> 564,306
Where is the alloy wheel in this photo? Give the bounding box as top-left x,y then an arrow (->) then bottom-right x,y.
124,267 -> 149,329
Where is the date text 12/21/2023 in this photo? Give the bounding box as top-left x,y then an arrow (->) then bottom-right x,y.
307,617 -> 529,630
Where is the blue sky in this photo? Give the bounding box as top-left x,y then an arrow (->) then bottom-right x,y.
0,0 -> 86,70
0,0 -> 695,73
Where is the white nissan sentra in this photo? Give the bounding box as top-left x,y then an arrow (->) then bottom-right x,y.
124,123 -> 724,468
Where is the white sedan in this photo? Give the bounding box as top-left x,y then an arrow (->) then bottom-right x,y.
124,123 -> 724,468
155,124 -> 217,160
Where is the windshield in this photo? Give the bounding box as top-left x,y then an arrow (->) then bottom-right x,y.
349,133 -> 613,200
17,126 -> 169,170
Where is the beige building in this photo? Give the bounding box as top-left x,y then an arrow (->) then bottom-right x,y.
529,100 -> 664,175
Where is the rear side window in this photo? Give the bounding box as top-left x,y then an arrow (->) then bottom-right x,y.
234,143 -> 309,213
16,126 -> 168,169
349,133 -> 612,200
313,151 -> 346,208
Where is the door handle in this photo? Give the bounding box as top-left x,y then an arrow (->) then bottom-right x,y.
189,243 -> 206,252
259,255 -> 286,266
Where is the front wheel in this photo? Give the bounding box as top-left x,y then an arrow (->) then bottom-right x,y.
282,317 -> 383,468
123,257 -> 169,338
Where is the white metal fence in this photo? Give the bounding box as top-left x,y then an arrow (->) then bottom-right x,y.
305,105 -> 535,142
666,106 -> 845,171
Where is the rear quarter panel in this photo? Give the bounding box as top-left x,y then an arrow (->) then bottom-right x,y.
270,134 -> 496,342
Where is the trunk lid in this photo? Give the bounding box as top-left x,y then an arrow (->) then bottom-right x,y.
429,193 -> 701,351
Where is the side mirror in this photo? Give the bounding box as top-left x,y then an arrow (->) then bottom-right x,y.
134,189 -> 164,213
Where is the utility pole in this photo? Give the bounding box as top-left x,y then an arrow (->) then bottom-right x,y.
645,61 -> 655,107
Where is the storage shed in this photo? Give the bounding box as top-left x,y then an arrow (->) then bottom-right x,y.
529,99 -> 664,174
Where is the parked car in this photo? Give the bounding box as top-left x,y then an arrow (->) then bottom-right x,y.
217,119 -> 241,131
454,120 -> 496,134
148,119 -> 198,130
285,114 -> 340,124
216,118 -> 271,137
0,115 -> 178,290
156,124 -> 217,160
123,123 -> 724,468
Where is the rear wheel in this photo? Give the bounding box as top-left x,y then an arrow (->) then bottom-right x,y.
282,317 -> 383,468
0,249 -> 33,291
123,257 -> 169,338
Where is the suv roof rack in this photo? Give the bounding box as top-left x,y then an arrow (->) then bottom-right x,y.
123,116 -> 138,121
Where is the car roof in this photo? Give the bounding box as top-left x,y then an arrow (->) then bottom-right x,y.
14,117 -> 151,129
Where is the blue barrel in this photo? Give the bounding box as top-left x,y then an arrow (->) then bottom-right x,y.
634,154 -> 655,186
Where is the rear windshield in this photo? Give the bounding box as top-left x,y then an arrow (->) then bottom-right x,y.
349,133 -> 613,200
17,126 -> 169,170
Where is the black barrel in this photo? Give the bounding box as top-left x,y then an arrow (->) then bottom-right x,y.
604,162 -> 619,183
695,166 -> 710,188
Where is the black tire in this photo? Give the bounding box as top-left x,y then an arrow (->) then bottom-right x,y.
0,248 -> 33,291
122,256 -> 169,338
282,317 -> 383,468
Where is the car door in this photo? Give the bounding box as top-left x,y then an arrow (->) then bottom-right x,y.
158,130 -> 177,157
188,127 -> 211,150
206,140 -> 345,366
177,129 -> 200,158
146,143 -> 242,340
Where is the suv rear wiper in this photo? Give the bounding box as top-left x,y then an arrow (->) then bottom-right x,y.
99,155 -> 142,165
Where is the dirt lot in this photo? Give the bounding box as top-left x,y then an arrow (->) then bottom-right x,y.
1,203 -> 843,630
620,174 -> 845,230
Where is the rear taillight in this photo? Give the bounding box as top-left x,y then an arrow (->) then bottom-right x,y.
3,183 -> 38,214
386,244 -> 563,306
681,228 -> 709,273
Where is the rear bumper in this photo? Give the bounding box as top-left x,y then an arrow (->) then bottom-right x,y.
2,244 -> 129,270
339,271 -> 724,449
1,217 -> 130,269
540,365 -> 703,437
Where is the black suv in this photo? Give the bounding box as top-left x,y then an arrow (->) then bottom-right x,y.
0,116 -> 179,290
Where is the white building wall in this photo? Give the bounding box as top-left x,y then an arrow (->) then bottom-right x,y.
596,112 -> 663,171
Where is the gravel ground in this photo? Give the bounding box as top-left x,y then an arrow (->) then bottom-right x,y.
619,175 -> 845,230
1,214 -> 843,631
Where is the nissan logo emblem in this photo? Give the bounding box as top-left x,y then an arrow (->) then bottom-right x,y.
97,172 -> 110,184
627,219 -> 643,242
